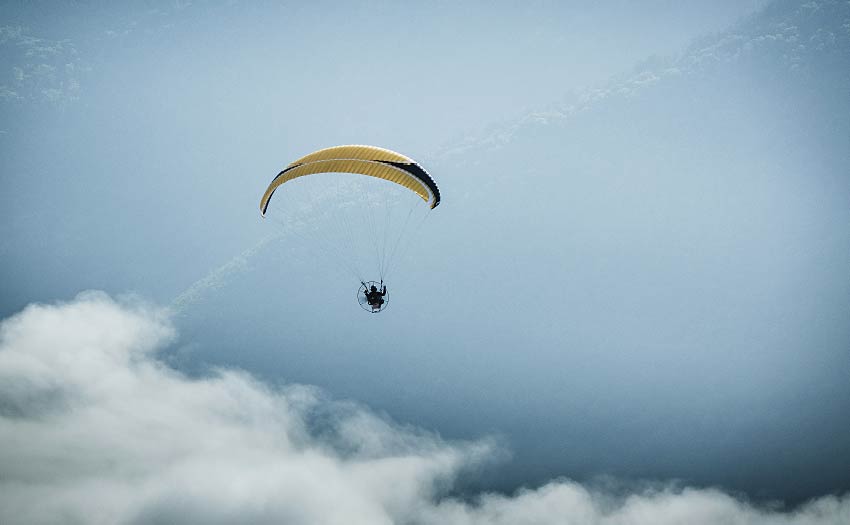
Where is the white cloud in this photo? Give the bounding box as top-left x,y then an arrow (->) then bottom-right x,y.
1,292 -> 848,525
424,483 -> 850,525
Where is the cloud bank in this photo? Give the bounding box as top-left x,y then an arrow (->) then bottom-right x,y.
1,292 -> 848,524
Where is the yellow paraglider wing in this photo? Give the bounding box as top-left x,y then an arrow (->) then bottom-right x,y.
260,145 -> 440,216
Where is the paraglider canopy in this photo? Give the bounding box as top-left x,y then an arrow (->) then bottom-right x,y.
260,145 -> 441,217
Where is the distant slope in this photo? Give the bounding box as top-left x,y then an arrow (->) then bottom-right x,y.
437,0 -> 850,165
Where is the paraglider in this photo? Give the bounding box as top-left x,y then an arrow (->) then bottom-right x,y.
360,281 -> 388,313
260,145 -> 440,312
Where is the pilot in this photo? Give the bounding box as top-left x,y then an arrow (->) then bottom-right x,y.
363,283 -> 387,310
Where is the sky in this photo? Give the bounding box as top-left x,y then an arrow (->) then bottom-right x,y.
3,1 -> 850,523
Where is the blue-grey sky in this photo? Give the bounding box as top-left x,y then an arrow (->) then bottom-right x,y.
2,1 -> 850,523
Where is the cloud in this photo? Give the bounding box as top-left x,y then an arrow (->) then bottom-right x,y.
424,483 -> 850,525
1,292 -> 848,524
